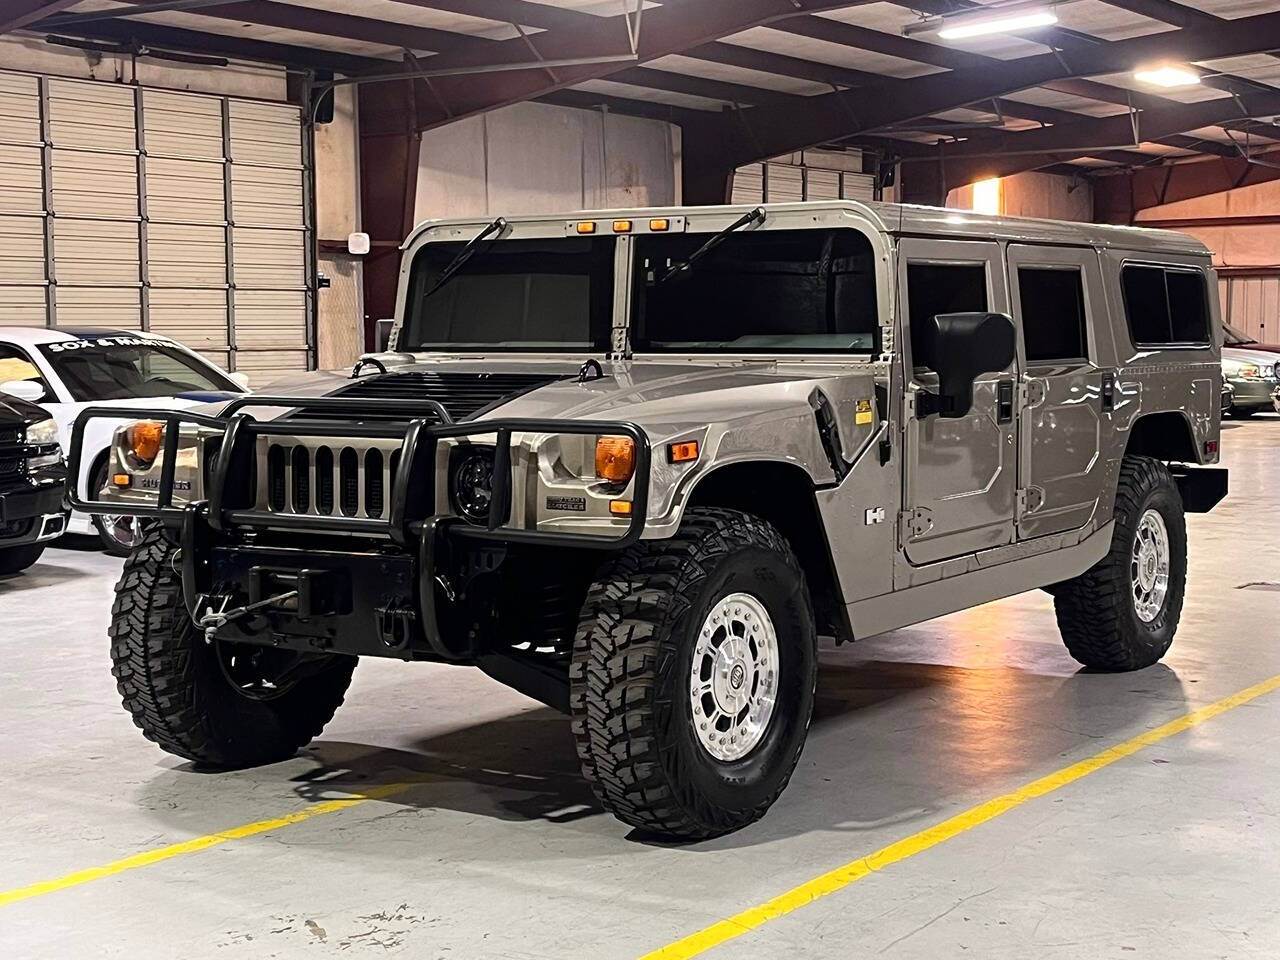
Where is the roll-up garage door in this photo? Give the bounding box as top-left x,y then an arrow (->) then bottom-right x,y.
0,70 -> 313,375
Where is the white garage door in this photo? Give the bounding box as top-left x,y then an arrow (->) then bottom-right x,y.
0,70 -> 313,375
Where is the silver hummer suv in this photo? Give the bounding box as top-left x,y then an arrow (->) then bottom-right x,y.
72,201 -> 1228,840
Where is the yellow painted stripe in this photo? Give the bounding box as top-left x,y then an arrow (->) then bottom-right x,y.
640,671 -> 1280,960
0,780 -> 422,909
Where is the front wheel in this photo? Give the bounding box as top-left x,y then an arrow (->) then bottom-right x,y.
91,459 -> 143,556
110,530 -> 357,768
570,508 -> 817,840
1053,456 -> 1187,671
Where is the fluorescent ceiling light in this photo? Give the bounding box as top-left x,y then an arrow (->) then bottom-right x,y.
937,9 -> 1058,40
1133,65 -> 1201,88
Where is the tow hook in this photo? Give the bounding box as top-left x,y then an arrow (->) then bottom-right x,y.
195,589 -> 300,644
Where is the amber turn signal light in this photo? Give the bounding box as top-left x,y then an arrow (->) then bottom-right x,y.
668,440 -> 699,464
128,421 -> 165,465
609,500 -> 633,516
112,473 -> 132,488
595,436 -> 636,483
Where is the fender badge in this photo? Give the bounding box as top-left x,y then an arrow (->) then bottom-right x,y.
546,496 -> 587,513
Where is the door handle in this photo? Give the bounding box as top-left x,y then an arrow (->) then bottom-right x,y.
1101,370 -> 1116,412
997,379 -> 1014,424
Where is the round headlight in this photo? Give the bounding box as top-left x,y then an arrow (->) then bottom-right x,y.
24,417 -> 59,448
450,450 -> 495,525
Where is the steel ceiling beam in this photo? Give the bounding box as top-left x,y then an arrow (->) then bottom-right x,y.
685,8 -> 1280,191
1095,148 -> 1280,221
0,0 -> 79,34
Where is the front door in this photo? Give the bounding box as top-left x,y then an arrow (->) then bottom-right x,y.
1007,244 -> 1107,539
900,239 -> 1018,565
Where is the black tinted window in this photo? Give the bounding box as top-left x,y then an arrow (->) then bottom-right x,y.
1019,267 -> 1088,363
401,237 -> 615,352
1121,265 -> 1210,346
630,228 -> 878,354
906,263 -> 988,370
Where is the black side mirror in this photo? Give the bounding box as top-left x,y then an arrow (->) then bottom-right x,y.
917,312 -> 1016,419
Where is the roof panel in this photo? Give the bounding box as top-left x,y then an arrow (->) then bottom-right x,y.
1001,87 -> 1133,117
1200,54 -> 1280,89
1051,0 -> 1175,41
721,26 -> 946,79
1176,0 -> 1279,17
269,0 -> 527,40
1090,71 -> 1236,103
129,8 -> 408,58
646,54 -> 831,97
570,78 -> 727,112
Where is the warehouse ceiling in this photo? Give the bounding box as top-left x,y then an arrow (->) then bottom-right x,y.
7,0 -> 1280,199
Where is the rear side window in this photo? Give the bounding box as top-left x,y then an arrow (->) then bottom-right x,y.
1018,267 -> 1088,363
906,262 -> 988,371
1121,265 -> 1210,346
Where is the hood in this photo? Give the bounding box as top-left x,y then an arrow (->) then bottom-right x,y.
0,391 -> 52,426
1222,346 -> 1280,368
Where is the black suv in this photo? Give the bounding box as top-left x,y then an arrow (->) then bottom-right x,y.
0,394 -> 67,574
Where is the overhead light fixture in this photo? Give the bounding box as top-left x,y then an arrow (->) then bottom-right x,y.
935,8 -> 1058,40
1133,65 -> 1201,88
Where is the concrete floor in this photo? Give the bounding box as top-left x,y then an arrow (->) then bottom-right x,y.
3,418 -> 1279,959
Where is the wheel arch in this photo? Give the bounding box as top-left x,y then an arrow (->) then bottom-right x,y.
1123,410 -> 1200,463
683,459 -> 851,643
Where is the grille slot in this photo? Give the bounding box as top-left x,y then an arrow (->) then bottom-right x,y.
258,436 -> 403,525
295,371 -> 562,423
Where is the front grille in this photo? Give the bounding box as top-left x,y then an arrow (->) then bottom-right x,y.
308,371 -> 562,423
258,436 -> 403,522
0,455 -> 21,479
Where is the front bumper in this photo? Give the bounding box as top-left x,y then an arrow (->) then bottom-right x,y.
1225,375 -> 1279,408
0,481 -> 68,546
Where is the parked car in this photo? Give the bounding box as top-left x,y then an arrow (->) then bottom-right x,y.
1221,344 -> 1279,418
0,327 -> 247,554
72,202 -> 1227,840
0,391 -> 68,574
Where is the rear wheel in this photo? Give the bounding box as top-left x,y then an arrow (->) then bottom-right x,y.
0,543 -> 45,575
1053,456 -> 1186,671
110,529 -> 356,768
91,459 -> 142,556
570,508 -> 817,840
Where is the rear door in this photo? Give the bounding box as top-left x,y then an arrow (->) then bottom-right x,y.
1007,245 -> 1106,539
900,238 -> 1017,564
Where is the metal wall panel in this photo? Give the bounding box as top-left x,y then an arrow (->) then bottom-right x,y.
0,70 -> 314,370
1224,275 -> 1280,343
732,155 -> 877,204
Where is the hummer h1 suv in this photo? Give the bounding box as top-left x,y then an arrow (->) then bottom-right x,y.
0,393 -> 67,574
72,201 -> 1228,840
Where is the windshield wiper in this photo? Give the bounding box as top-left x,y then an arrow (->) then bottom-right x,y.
656,206 -> 765,285
422,216 -> 508,299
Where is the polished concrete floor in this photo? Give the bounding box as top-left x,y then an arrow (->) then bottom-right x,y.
3,418 -> 1279,959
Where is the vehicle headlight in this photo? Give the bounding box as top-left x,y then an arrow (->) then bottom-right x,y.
24,417 -> 58,448
1236,363 -> 1261,379
450,448 -> 495,525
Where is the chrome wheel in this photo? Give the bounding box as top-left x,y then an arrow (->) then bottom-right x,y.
97,512 -> 142,551
689,592 -> 779,762
1131,508 -> 1170,623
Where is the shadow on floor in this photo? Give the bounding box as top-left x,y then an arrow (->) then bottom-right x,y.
131,655 -> 1189,851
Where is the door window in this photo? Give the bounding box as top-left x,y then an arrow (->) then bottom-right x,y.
1018,266 -> 1089,363
906,262 -> 988,371
0,344 -> 51,395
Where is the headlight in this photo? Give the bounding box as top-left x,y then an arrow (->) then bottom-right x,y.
24,417 -> 58,448
1235,363 -> 1261,379
450,448 -> 495,525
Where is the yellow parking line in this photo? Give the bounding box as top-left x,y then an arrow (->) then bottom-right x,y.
639,671 -> 1280,960
0,780 -> 422,909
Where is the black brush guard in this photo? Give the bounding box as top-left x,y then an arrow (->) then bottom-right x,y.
66,395 -> 651,664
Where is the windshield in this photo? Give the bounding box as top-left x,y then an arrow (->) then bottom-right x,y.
400,236 -> 615,352
630,228 -> 879,354
38,336 -> 240,401
1223,322 -> 1256,346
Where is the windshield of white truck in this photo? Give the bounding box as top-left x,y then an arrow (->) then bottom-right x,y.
37,337 -> 239,401
400,236 -> 615,352
630,227 -> 878,354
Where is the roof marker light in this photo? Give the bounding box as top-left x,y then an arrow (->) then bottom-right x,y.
649,218 -> 670,231
576,221 -> 597,234
613,219 -> 632,233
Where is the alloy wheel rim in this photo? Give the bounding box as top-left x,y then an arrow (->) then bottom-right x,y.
1131,508 -> 1170,623
689,592 -> 779,763
101,513 -> 142,550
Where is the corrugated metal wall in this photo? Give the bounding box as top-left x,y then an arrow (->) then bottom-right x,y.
732,150 -> 876,205
0,69 -> 312,374
1222,274 -> 1280,342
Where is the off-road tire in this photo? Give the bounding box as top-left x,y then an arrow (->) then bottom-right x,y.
0,543 -> 45,575
570,507 -> 817,840
109,528 -> 356,768
1053,456 -> 1186,671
